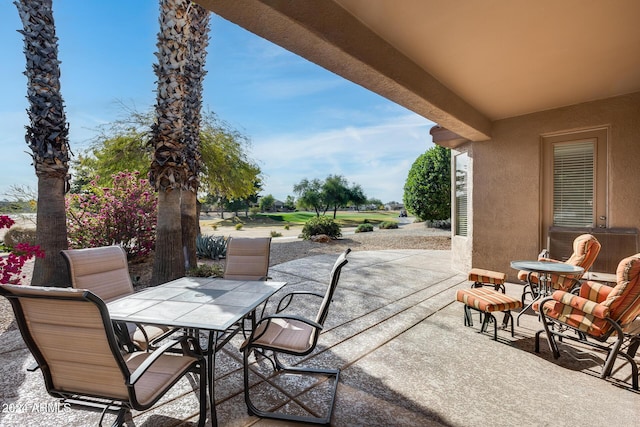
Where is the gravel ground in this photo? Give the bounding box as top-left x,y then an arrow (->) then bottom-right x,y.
0,223 -> 450,334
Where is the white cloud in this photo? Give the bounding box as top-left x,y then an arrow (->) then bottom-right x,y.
253,114 -> 435,202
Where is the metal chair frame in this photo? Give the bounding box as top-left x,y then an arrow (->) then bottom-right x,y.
0,285 -> 208,426
241,249 -> 350,424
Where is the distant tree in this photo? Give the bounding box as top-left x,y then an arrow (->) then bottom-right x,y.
347,183 -> 367,210
367,198 -> 384,209
2,185 -> 37,214
323,175 -> 351,219
284,195 -> 296,211
294,176 -> 369,218
293,178 -> 324,216
403,145 -> 451,221
259,194 -> 275,212
71,109 -> 260,201
199,114 -> 261,203
224,198 -> 248,217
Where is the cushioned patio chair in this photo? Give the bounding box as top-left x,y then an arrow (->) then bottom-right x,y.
518,233 -> 601,303
223,237 -> 272,280
61,246 -> 173,351
535,252 -> 640,390
0,284 -> 208,426
241,249 -> 350,424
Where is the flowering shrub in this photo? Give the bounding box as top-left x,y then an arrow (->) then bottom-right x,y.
0,215 -> 44,285
66,171 -> 157,262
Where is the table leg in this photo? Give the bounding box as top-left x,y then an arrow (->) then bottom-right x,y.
206,331 -> 219,427
516,272 -> 550,327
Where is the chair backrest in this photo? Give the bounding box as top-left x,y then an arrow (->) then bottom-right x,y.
315,249 -> 350,326
601,253 -> 640,326
565,234 -> 601,274
223,237 -> 272,281
61,246 -> 134,303
0,284 -> 130,401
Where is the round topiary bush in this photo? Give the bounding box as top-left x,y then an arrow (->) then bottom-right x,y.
301,216 -> 342,240
355,223 -> 374,233
3,227 -> 37,250
378,221 -> 399,230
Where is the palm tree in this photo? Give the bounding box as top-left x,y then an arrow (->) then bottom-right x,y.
149,0 -> 190,285
15,0 -> 70,287
181,3 -> 210,270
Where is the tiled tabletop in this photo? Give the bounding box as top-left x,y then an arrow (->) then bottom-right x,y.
108,277 -> 286,331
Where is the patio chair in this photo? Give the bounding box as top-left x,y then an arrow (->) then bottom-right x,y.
518,233 -> 601,302
240,249 -> 350,424
61,246 -> 173,351
223,237 -> 272,281
535,252 -> 640,390
0,284 -> 208,426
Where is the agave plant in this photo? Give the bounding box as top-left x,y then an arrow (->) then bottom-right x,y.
15,0 -> 70,286
195,235 -> 227,260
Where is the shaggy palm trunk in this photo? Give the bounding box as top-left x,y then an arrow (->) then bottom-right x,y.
154,190 -> 183,283
150,0 -> 190,285
181,3 -> 210,270
16,0 -> 70,287
32,176 -> 69,286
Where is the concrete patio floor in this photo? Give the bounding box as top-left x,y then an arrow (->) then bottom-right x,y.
1,249 -> 638,426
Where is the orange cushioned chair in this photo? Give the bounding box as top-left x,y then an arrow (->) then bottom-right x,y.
535,253 -> 640,390
519,234 -> 601,303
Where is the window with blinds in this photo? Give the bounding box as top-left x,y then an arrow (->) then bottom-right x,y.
552,140 -> 594,227
455,153 -> 468,236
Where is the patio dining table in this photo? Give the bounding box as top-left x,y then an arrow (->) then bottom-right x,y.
107,276 -> 286,426
510,260 -> 583,326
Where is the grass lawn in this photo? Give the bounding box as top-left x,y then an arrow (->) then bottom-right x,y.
203,210 -> 401,228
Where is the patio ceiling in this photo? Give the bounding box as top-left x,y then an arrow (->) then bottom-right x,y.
197,0 -> 640,141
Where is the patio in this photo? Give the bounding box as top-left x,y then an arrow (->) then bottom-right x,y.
1,249 -> 638,426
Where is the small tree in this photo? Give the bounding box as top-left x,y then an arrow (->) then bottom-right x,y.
259,194 -> 275,212
403,145 -> 451,221
293,178 -> 325,216
284,195 -> 296,211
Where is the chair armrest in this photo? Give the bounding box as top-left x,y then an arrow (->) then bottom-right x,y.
550,290 -> 610,319
257,314 -> 323,332
128,335 -> 201,385
578,280 -> 614,303
276,291 -> 324,313
248,314 -> 324,346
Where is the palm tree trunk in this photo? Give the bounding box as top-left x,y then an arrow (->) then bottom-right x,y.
149,0 -> 190,284
181,3 -> 210,270
152,189 -> 184,284
32,175 -> 69,286
16,0 -> 70,287
180,189 -> 197,270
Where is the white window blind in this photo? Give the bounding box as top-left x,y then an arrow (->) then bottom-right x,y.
553,140 -> 594,227
455,153 -> 468,236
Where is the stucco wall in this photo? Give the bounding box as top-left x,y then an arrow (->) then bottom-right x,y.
459,92 -> 640,280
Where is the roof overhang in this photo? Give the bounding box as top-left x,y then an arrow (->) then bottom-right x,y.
196,0 -> 640,143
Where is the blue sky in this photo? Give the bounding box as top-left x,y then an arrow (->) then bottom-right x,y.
0,1 -> 434,203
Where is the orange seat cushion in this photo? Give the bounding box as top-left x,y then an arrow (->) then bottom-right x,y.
468,268 -> 506,285
456,288 -> 522,312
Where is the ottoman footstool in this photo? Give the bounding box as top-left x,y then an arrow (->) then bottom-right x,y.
456,287 -> 522,340
468,268 -> 506,292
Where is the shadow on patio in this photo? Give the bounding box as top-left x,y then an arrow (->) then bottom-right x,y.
1,250 -> 638,426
